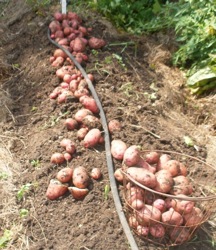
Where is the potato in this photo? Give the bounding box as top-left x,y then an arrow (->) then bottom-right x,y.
56,167 -> 73,183
163,160 -> 181,177
153,199 -> 166,212
88,37 -> 106,49
161,208 -> 183,226
50,152 -> 65,165
70,37 -> 86,52
46,179 -> 68,200
83,128 -> 101,148
131,199 -> 145,210
111,139 -> 127,160
149,223 -> 166,238
183,207 -> 203,226
145,151 -> 160,165
79,95 -> 99,114
169,227 -> 191,244
126,186 -> 145,204
126,167 -> 157,188
77,127 -> 89,140
68,186 -> 89,200
90,168 -> 102,180
170,175 -> 193,195
137,225 -> 149,236
179,162 -> 188,176
154,170 -> 174,193
137,158 -> 156,173
128,216 -> 139,229
136,204 -> 162,226
82,115 -> 102,129
72,166 -> 90,189
157,154 -> 171,171
170,195 -> 194,214
108,119 -> 122,134
114,168 -> 124,183
74,108 -> 93,123
123,145 -> 141,167
64,118 -> 79,130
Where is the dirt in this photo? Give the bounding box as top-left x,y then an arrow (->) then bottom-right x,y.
0,1 -> 215,250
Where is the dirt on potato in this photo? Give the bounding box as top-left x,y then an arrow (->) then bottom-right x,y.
0,1 -> 215,250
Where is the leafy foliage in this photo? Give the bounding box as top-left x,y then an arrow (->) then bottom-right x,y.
90,0 -> 216,80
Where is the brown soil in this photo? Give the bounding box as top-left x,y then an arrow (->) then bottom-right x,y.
0,1 -> 215,250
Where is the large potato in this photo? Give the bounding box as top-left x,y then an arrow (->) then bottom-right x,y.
73,166 -> 90,189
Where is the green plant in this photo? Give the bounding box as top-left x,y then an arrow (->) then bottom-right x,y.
30,159 -> 40,168
0,172 -> 9,180
17,183 -> 32,201
0,229 -> 12,249
104,184 -> 110,200
19,208 -> 29,218
25,0 -> 52,14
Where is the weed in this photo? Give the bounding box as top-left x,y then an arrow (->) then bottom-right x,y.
104,184 -> 110,200
17,183 -> 32,201
30,159 -> 40,168
0,229 -> 12,249
19,208 -> 29,218
0,172 -> 9,180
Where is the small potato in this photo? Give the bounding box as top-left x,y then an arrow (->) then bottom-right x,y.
149,223 -> 166,238
114,168 -> 124,183
170,195 -> 194,214
131,199 -> 145,210
137,225 -> 149,237
183,207 -> 203,226
145,151 -> 160,165
157,154 -> 171,171
68,186 -> 89,200
56,167 -> 73,183
74,108 -> 93,123
153,199 -> 166,212
46,179 -> 68,200
73,166 -> 90,189
137,158 -> 156,173
154,170 -> 174,193
64,118 -> 78,130
83,128 -> 101,148
169,227 -> 191,244
170,175 -> 193,195
126,167 -> 157,188
90,168 -> 102,180
111,139 -> 127,160
123,145 -> 141,167
108,119 -> 122,134
126,186 -> 145,204
128,216 -> 139,229
82,115 -> 102,129
50,152 -> 65,165
79,95 -> 99,113
77,127 -> 89,140
136,204 -> 162,226
161,208 -> 183,226
163,160 -> 181,177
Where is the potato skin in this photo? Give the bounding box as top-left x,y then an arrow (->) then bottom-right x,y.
46,179 -> 68,200
126,167 -> 157,188
170,175 -> 193,195
111,139 -> 127,160
154,170 -> 174,193
73,166 -> 90,189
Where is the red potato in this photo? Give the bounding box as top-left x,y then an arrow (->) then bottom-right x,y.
68,186 -> 89,200
137,225 -> 149,236
58,38 -> 69,46
108,119 -> 122,134
60,82 -> 69,89
179,162 -> 188,176
78,26 -> 88,36
131,199 -> 145,210
46,179 -> 68,200
64,152 -> 73,161
53,49 -> 67,59
51,56 -> 65,67
88,37 -> 106,49
57,90 -> 73,104
74,88 -> 89,98
74,108 -> 93,123
123,145 -> 141,167
154,169 -> 174,193
111,139 -> 127,161
56,66 -> 75,79
65,141 -> 76,154
64,118 -> 79,130
183,207 -> 203,226
137,158 -> 156,174
79,95 -> 99,113
149,223 -> 166,238
62,19 -> 70,28
161,208 -> 183,226
126,167 -> 157,188
136,204 -> 162,226
73,166 -> 90,189
53,12 -> 63,22
83,128 -> 101,148
54,30 -> 64,39
82,115 -> 102,129
56,167 -> 73,183
169,227 -> 191,244
63,74 -> 72,84
87,73 -> 94,82
163,160 -> 181,177
77,127 -> 89,140
50,152 -> 65,165
49,20 -> 61,34
114,168 -> 124,183
70,37 -> 86,52
170,175 -> 193,195
145,151 -> 160,165
143,190 -> 157,205
67,11 -> 82,23
64,26 -> 73,36
170,195 -> 194,214
128,216 -> 139,229
157,154 -> 171,171
153,199 -> 166,213
126,186 -> 145,204
90,168 -> 102,180
69,79 -> 79,92
60,138 -> 72,148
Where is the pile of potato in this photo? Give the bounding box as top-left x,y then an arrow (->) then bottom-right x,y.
112,143 -> 204,244
46,11 -> 107,201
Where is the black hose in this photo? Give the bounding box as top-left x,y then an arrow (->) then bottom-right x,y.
47,29 -> 139,250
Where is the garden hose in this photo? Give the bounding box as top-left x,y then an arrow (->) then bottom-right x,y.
47,29 -> 139,250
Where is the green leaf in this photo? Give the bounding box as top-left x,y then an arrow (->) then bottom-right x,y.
0,230 -> 12,248
104,184 -> 110,200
